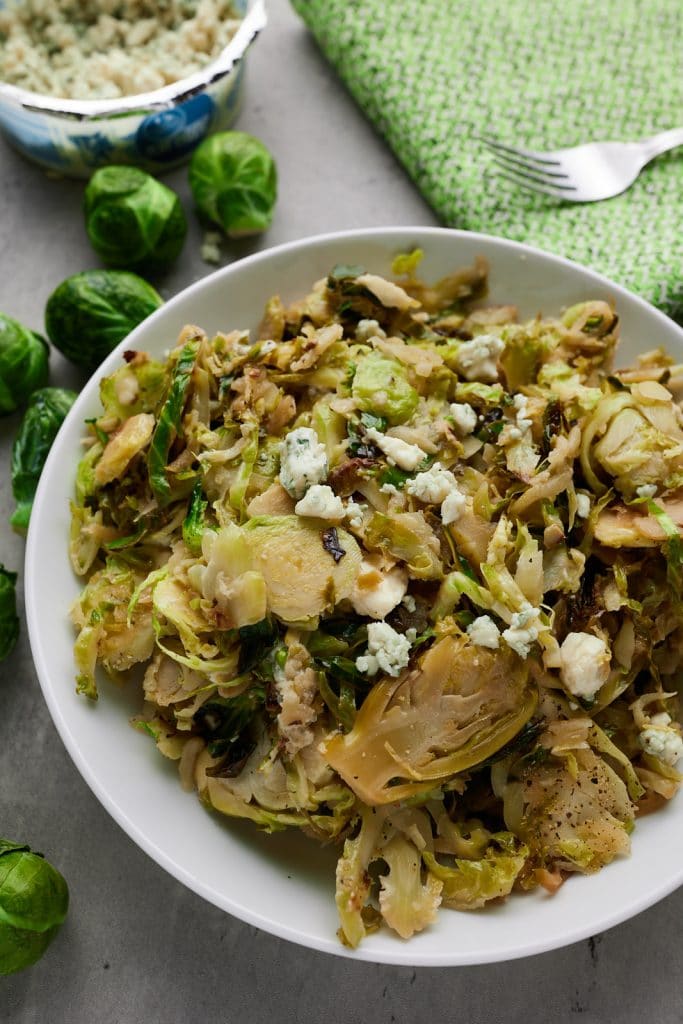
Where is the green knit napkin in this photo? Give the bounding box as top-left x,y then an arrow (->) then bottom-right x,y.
292,0 -> 683,322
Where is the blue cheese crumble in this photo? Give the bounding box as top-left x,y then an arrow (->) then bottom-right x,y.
575,492 -> 591,518
294,484 -> 344,521
453,334 -> 505,383
638,713 -> 683,766
558,631 -> 611,699
467,615 -> 501,649
404,461 -> 467,525
449,401 -> 477,436
365,427 -> 426,471
279,427 -> 328,499
355,621 -> 411,677
0,0 -> 242,101
441,488 -> 467,525
501,605 -> 541,659
350,557 -> 408,620
405,462 -> 457,504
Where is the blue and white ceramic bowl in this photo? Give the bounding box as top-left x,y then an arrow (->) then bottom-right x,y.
0,0 -> 265,177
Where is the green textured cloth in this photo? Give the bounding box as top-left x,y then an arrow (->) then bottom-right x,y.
292,0 -> 683,321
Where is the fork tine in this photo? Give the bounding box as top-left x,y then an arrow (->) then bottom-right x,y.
477,133 -> 561,167
489,155 -> 577,194
494,168 -> 574,200
487,149 -> 570,181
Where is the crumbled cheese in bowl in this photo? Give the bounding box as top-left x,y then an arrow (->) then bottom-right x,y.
405,462 -> 457,504
279,427 -> 328,499
294,484 -> 344,522
453,334 -> 505,383
449,401 -> 477,436
0,0 -> 242,100
558,631 -> 611,700
467,615 -> 501,649
355,621 -> 411,678
364,426 -> 426,471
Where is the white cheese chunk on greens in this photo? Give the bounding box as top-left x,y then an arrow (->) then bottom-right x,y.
638,713 -> 683,765
558,631 -> 611,700
449,401 -> 478,436
345,500 -> 367,529
365,427 -> 426,471
501,606 -> 541,659
279,427 -> 328,499
454,334 -> 505,383
441,488 -> 467,525
355,318 -> 386,342
405,462 -> 457,503
294,484 -> 345,521
355,621 -> 411,677
467,615 -> 501,649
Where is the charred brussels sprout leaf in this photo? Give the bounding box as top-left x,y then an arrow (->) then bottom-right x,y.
84,165 -> 187,271
0,314 -> 49,416
0,566 -> 19,661
11,387 -> 77,533
0,839 -> 69,976
322,527 -> 346,563
194,686 -> 266,775
45,270 -> 163,369
188,131 -> 277,238
237,618 -> 279,674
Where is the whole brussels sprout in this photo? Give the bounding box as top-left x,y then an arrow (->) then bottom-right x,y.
0,565 -> 19,661
0,313 -> 49,416
84,166 -> 187,271
45,270 -> 163,370
11,387 -> 78,534
0,839 -> 69,976
189,131 -> 277,238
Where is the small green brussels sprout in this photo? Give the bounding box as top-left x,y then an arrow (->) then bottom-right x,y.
45,270 -> 163,369
84,166 -> 187,271
0,313 -> 49,416
11,387 -> 78,534
352,351 -> 419,424
0,839 -> 69,976
189,131 -> 277,238
0,565 -> 19,661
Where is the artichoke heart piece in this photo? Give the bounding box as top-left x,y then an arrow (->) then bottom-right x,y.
244,515 -> 362,624
324,635 -> 537,805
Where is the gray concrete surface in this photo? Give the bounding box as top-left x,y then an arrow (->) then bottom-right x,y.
1,2 -> 681,1021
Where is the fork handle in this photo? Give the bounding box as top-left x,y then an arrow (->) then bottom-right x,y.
639,127 -> 683,162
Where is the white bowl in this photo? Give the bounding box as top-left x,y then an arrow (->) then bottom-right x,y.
25,227 -> 683,965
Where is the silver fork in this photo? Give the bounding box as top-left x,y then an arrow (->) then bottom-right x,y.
481,127 -> 683,202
